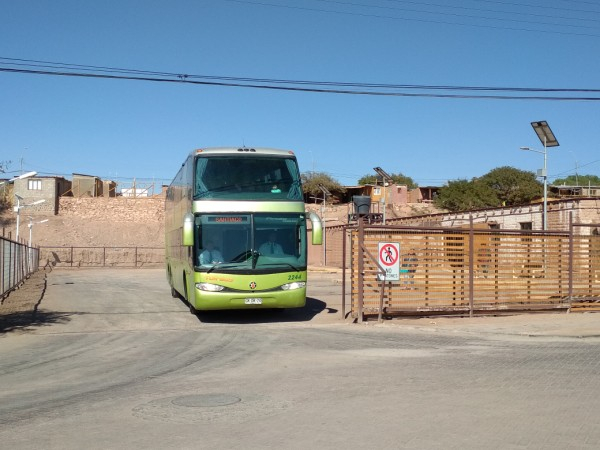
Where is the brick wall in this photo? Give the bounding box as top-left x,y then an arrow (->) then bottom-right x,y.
440,198 -> 600,234
59,196 -> 165,223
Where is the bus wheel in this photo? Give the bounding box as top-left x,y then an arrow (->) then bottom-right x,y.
184,274 -> 198,315
167,267 -> 178,298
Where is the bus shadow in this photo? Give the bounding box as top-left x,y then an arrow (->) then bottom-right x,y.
193,297 -> 332,324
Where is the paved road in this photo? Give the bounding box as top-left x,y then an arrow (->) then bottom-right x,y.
1,268 -> 600,449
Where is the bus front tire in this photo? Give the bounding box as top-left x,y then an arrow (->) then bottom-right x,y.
184,276 -> 198,315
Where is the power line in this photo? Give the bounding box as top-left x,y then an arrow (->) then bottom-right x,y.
385,0 -> 600,23
4,56 -> 600,93
320,0 -> 600,28
2,59 -> 600,101
550,158 -> 600,178
223,0 -> 600,38
472,0 -> 600,16
3,57 -> 600,93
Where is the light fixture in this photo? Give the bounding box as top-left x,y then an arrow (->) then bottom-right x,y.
521,121 -> 559,230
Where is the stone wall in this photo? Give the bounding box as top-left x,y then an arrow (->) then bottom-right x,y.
59,196 -> 165,223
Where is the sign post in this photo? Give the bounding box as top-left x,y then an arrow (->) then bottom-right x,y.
377,242 -> 400,281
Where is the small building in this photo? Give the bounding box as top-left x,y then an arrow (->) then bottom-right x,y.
72,173 -> 102,197
337,185 -> 369,204
102,180 -> 117,198
410,186 -> 441,203
12,176 -> 71,214
365,183 -> 408,206
550,184 -> 600,198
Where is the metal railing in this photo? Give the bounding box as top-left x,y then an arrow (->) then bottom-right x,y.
39,246 -> 165,268
1,237 -> 40,300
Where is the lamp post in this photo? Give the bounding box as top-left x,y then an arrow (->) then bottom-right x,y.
28,217 -> 49,248
318,184 -> 332,266
9,171 -> 39,241
14,194 -> 45,241
373,167 -> 392,224
521,121 -> 559,231
28,217 -> 48,267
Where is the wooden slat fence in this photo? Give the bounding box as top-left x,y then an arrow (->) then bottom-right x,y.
345,217 -> 600,321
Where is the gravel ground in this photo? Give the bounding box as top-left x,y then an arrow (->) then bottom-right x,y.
3,266 -> 600,338
0,268 -> 48,332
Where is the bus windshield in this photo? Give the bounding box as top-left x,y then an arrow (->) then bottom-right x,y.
195,213 -> 307,272
194,155 -> 303,200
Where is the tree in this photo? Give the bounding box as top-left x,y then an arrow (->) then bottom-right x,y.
434,179 -> 499,212
553,174 -> 600,186
479,166 -> 542,206
357,172 -> 418,189
434,166 -> 543,213
301,172 -> 345,203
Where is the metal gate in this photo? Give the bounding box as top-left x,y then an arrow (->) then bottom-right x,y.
343,216 -> 600,321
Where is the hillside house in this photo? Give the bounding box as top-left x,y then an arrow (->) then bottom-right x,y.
12,176 -> 71,214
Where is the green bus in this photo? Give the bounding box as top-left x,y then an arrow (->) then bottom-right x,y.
165,147 -> 323,313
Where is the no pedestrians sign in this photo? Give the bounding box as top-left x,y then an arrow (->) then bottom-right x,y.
378,242 -> 400,281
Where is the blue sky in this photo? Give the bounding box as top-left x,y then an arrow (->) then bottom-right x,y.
2,0 -> 599,188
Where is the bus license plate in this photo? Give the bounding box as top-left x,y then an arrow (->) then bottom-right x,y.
245,298 -> 263,305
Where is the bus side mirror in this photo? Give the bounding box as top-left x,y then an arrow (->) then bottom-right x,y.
183,213 -> 194,247
308,212 -> 323,245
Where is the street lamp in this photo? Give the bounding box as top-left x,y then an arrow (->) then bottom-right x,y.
0,171 -> 38,187
521,121 -> 559,231
14,194 -> 45,241
373,167 -> 392,224
28,217 -> 49,248
318,184 -> 332,266
28,217 -> 48,267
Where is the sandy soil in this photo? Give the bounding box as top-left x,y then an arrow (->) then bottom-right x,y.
1,211 -> 164,248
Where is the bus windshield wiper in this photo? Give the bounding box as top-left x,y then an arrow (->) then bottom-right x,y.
251,250 -> 260,269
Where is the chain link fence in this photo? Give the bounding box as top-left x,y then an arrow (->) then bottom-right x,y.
1,237 -> 40,300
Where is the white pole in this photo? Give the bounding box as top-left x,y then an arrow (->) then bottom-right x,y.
382,182 -> 387,225
28,218 -> 33,268
543,137 -> 548,231
15,197 -> 21,242
322,191 -> 327,266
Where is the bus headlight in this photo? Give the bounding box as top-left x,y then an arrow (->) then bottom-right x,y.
281,281 -> 306,291
196,283 -> 225,292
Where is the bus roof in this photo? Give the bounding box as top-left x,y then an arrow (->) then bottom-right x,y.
193,147 -> 296,157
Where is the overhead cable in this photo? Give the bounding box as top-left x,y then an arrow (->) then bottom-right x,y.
1,59 -> 600,101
